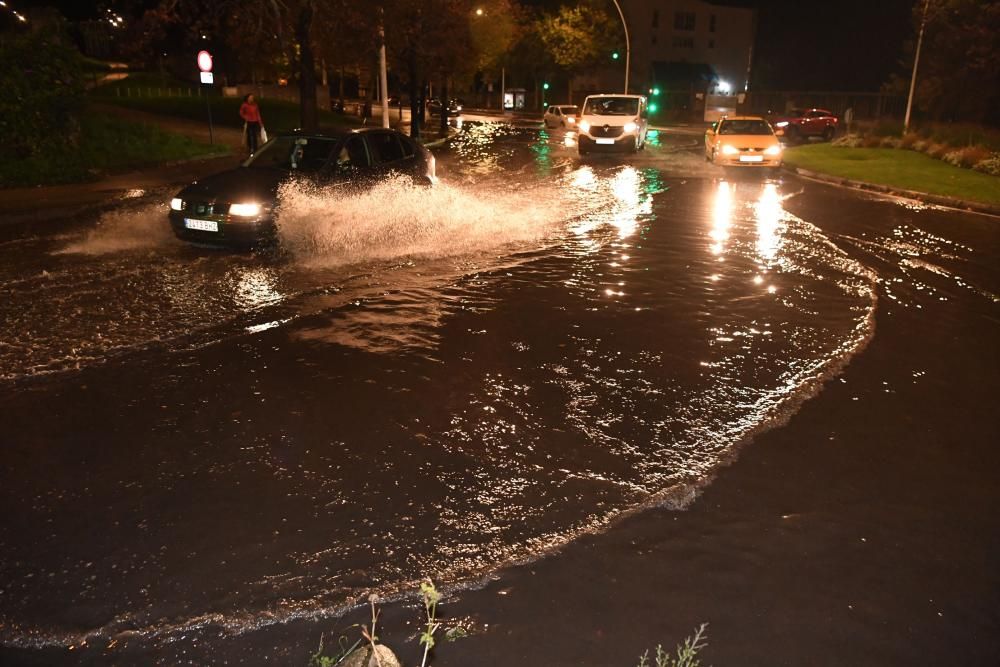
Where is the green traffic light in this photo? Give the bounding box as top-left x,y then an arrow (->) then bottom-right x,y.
652,87 -> 661,96
649,102 -> 659,113
612,52 -> 619,60
542,82 -> 550,90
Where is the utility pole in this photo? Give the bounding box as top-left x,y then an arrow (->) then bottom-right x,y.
379,7 -> 389,128
610,0 -> 630,94
903,0 -> 930,135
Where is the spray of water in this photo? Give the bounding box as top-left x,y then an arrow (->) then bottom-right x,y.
58,202 -> 175,255
275,174 -> 593,266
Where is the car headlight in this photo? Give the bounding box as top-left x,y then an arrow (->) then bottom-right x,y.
764,145 -> 782,155
229,203 -> 262,217
721,144 -> 739,155
579,120 -> 591,132
775,121 -> 789,128
623,121 -> 637,134
566,117 -> 576,124
170,198 -> 183,211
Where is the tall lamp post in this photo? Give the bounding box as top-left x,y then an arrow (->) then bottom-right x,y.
609,0 -> 630,94
903,0 -> 930,135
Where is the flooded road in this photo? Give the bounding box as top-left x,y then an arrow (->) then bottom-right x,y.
1,122 -> 995,664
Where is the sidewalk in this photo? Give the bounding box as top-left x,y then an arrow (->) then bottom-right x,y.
0,155 -> 243,225
0,103 -> 248,225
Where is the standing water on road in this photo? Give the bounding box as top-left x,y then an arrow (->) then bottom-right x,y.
1,126 -> 876,661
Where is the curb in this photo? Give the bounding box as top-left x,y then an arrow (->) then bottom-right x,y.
784,165 -> 1000,218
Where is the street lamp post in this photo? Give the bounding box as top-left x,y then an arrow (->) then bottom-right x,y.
903,0 -> 930,135
609,0 -> 630,94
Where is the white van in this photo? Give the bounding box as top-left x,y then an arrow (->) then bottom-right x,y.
577,94 -> 649,155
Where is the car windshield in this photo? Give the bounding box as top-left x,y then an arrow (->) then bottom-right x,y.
558,106 -> 579,114
719,120 -> 774,136
583,97 -> 639,116
244,136 -> 337,172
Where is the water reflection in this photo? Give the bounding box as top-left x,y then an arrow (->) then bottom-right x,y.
232,268 -> 283,311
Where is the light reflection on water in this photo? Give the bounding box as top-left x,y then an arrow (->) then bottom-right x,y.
2,145 -> 887,658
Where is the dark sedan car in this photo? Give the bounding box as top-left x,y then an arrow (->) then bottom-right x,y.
168,127 -> 436,245
426,98 -> 462,116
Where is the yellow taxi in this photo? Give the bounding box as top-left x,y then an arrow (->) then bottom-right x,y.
704,115 -> 783,168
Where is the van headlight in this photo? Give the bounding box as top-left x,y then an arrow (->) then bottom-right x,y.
170,198 -> 183,211
229,203 -> 262,217
579,120 -> 591,132
721,144 -> 739,155
566,116 -> 576,124
623,121 -> 637,134
764,145 -> 782,155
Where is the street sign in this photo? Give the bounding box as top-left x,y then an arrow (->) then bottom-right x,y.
200,71 -> 214,84
197,50 -> 213,73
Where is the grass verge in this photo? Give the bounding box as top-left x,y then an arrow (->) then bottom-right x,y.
0,111 -> 228,188
91,86 -> 361,134
783,144 -> 1000,206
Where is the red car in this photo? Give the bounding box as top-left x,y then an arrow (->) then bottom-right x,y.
771,108 -> 838,142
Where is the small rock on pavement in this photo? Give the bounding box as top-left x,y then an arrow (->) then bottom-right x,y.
340,644 -> 402,667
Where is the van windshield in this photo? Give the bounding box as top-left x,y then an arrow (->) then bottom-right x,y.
583,97 -> 639,116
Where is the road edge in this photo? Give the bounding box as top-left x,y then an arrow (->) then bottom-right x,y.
783,164 -> 1000,218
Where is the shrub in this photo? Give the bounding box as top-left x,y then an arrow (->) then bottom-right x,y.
862,135 -> 883,148
942,150 -> 965,167
926,143 -> 950,159
900,133 -> 919,149
973,154 -> 1000,176
913,139 -> 930,153
880,136 -> 903,149
955,145 -> 991,168
0,31 -> 85,162
832,134 -> 864,148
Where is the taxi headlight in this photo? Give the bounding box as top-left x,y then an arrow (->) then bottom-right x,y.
764,145 -> 783,156
579,120 -> 591,133
170,198 -> 183,211
775,121 -> 789,128
623,121 -> 637,134
721,144 -> 739,155
229,203 -> 262,217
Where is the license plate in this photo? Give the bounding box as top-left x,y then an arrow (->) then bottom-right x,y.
595,138 -> 615,145
739,155 -> 764,162
184,218 -> 219,232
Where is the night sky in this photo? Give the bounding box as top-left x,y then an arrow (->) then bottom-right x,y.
17,0 -> 917,90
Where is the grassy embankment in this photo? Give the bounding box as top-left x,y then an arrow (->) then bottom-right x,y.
90,73 -> 361,133
783,144 -> 1000,206
0,112 -> 228,188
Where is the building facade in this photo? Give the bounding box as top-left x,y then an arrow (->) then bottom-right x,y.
574,0 -> 756,98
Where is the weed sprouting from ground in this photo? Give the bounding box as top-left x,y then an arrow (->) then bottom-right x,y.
637,624 -> 708,667
418,580 -> 442,667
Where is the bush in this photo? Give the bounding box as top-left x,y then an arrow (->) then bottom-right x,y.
900,133 -> 919,149
926,143 -> 950,160
955,145 -> 991,168
942,150 -> 965,167
973,154 -> 1000,176
832,134 -> 865,148
913,139 -> 930,153
862,135 -> 883,148
0,31 -> 85,162
880,136 -> 903,149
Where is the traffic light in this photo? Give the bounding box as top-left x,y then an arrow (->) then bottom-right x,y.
652,87 -> 661,96
542,82 -> 550,90
611,51 -> 620,60
649,102 -> 659,113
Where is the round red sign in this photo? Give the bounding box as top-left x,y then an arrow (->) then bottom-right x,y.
197,50 -> 213,73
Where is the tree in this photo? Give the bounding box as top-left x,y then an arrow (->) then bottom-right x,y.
893,0 -> 1000,124
536,1 -> 618,104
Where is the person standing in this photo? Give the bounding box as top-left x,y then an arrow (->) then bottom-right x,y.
240,94 -> 265,154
